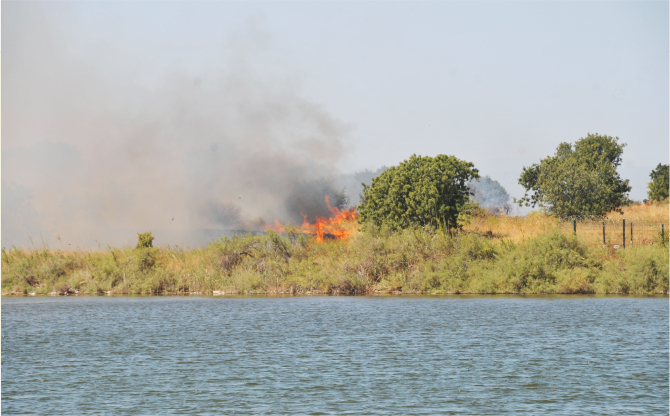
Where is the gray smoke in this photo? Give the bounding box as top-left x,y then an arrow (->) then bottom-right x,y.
201,201 -> 244,230
2,4 -> 351,248
283,178 -> 349,224
467,175 -> 513,214
337,167 -> 389,207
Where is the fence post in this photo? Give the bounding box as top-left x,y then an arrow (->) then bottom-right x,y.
573,219 -> 576,235
663,223 -> 665,241
623,219 -> 625,249
602,221 -> 605,245
630,222 -> 633,245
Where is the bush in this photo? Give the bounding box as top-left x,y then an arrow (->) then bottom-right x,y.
2,225 -> 668,296
136,232 -> 155,249
359,154 -> 479,230
491,230 -> 600,293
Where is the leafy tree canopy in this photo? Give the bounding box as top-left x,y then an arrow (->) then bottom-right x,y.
358,154 -> 479,230
517,133 -> 631,216
648,163 -> 669,201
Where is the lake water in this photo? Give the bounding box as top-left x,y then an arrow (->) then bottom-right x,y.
2,296 -> 668,415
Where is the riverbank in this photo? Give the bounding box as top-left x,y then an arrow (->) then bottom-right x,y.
3,217 -> 668,296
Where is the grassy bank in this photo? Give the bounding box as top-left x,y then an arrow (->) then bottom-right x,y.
3,217 -> 668,296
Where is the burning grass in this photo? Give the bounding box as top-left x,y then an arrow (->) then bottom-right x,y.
264,196 -> 359,243
2,202 -> 668,297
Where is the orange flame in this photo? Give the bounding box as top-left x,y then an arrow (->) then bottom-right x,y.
263,195 -> 358,243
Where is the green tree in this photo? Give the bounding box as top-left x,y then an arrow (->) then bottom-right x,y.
136,232 -> 155,249
134,232 -> 156,271
517,133 -> 631,216
358,154 -> 479,230
648,163 -> 669,201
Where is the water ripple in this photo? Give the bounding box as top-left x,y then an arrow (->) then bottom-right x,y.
2,295 -> 668,414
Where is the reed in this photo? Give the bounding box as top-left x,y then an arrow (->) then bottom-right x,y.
2,202 -> 668,297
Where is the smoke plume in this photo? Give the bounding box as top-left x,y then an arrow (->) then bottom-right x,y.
2,4 -> 352,248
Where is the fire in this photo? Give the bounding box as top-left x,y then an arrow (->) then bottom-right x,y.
264,195 -> 358,243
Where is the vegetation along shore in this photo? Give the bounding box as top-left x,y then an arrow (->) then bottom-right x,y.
3,135 -> 668,296
3,201 -> 667,297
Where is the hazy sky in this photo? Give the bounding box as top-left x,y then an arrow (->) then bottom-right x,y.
3,1 -> 668,247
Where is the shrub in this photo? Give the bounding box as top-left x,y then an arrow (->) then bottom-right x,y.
359,154 -> 479,230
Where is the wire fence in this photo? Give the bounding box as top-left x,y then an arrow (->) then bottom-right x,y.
558,217 -> 665,247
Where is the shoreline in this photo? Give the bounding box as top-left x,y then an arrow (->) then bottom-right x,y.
4,207 -> 668,297
4,289 -> 668,297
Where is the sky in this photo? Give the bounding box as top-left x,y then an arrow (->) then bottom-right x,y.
2,1 -> 668,248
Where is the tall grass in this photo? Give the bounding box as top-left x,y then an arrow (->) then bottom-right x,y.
463,200 -> 669,245
3,213 -> 668,296
615,200 -> 669,223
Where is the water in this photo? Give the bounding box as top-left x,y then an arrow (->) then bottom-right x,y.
2,296 -> 668,415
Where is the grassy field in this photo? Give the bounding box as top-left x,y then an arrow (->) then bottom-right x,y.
2,202 -> 668,296
463,201 -> 668,245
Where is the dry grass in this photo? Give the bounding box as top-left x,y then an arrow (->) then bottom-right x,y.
3,200 -> 668,297
464,200 -> 669,246
610,200 -> 669,222
463,213 -> 559,243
